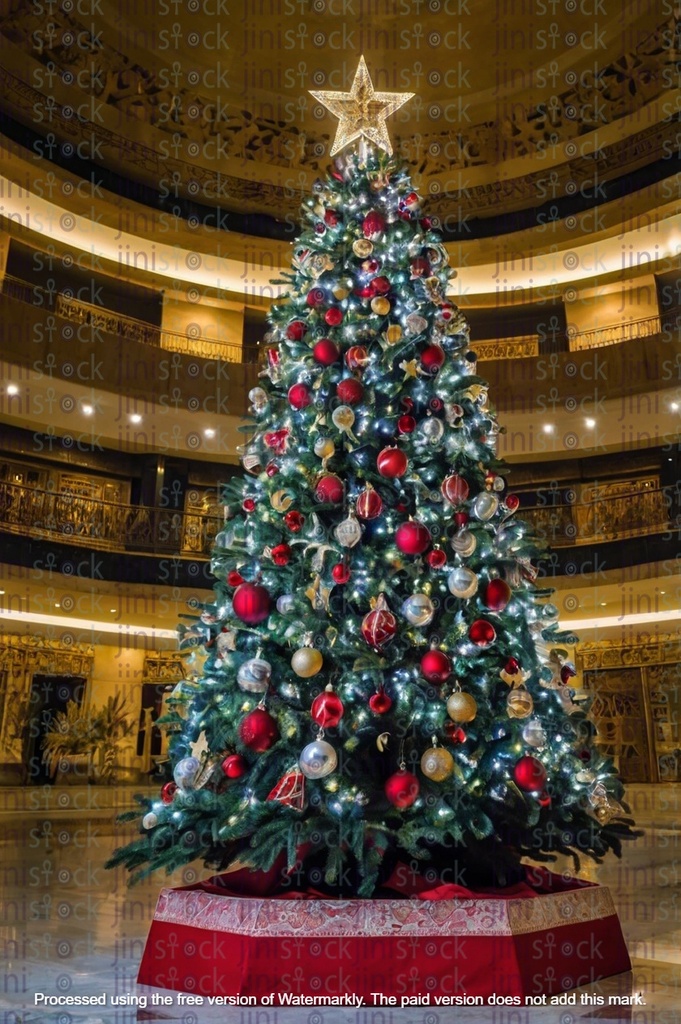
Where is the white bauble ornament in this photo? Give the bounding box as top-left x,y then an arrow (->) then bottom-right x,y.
507,688 -> 534,719
276,594 -> 296,615
334,511 -> 362,548
447,567 -> 478,599
332,405 -> 355,431
401,593 -> 435,627
314,437 -> 335,460
416,416 -> 445,446
451,528 -> 477,557
299,739 -> 337,779
142,812 -> 158,829
173,756 -> 200,789
472,491 -> 500,521
248,387 -> 268,412
237,657 -> 272,693
522,719 -> 547,748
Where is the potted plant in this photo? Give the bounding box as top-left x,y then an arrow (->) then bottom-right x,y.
43,693 -> 134,784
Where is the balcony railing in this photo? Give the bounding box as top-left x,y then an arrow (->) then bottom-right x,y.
0,482 -> 222,555
0,480 -> 671,559
568,315 -> 661,351
1,274 -> 253,363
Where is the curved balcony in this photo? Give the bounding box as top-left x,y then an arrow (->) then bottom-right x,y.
0,479 -> 671,565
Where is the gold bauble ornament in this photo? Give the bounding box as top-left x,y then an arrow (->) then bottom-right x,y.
291,647 -> 323,678
506,688 -> 534,719
314,437 -> 335,460
271,489 -> 295,512
446,690 -> 477,723
420,743 -> 454,782
385,324 -> 402,345
371,296 -> 391,315
353,239 -> 373,257
333,286 -> 350,300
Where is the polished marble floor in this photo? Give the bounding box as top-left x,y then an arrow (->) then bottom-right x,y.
0,784 -> 679,1024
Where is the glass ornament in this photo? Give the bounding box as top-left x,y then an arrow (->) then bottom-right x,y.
472,491 -> 499,521
507,688 -> 534,719
173,756 -> 200,789
401,593 -> 435,626
237,657 -> 272,693
447,567 -> 478,599
299,739 -> 338,779
334,511 -> 363,548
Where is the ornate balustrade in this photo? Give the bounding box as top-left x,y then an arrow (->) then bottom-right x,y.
568,315 -> 661,351
0,479 -> 670,559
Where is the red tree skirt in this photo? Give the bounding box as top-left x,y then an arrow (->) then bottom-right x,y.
137,866 -> 630,1004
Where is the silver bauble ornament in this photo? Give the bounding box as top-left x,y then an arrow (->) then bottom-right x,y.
299,739 -> 337,779
522,719 -> 547,748
248,387 -> 268,412
472,491 -> 500,521
507,688 -> 534,719
416,416 -> 445,446
447,567 -> 478,599
334,511 -> 362,548
237,657 -> 272,693
173,756 -> 200,789
401,593 -> 435,626
142,812 -> 158,829
451,528 -> 477,557
276,594 -> 296,615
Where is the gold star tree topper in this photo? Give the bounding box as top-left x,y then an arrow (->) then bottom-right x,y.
310,56 -> 414,157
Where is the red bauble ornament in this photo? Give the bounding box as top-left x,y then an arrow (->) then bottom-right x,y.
405,191 -> 420,207
560,664 -> 577,683
410,256 -> 430,277
325,307 -> 343,326
427,547 -> 447,568
361,596 -> 397,650
505,657 -> 520,674
377,447 -> 408,478
271,543 -> 291,566
484,578 -> 512,612
161,781 -> 178,803
306,287 -> 326,307
288,383 -> 312,410
513,755 -> 547,792
312,338 -> 340,365
242,498 -> 256,513
420,649 -> 451,684
538,792 -> 552,808
362,210 -> 385,238
331,562 -> 350,584
355,284 -> 374,299
315,473 -> 344,504
441,474 -> 470,505
395,520 -> 431,556
264,428 -> 289,453
336,378 -> 364,405
505,494 -> 520,512
227,571 -> 244,587
311,684 -> 344,729
266,462 -> 279,477
468,619 -> 496,646
369,688 -> 392,713
444,722 -> 467,744
356,486 -> 383,520
324,209 -> 339,227
420,344 -> 445,374
284,510 -> 305,532
385,770 -> 419,809
222,754 -> 247,778
372,275 -> 391,294
239,708 -> 279,752
454,511 -> 469,528
346,345 -> 370,370
398,415 -> 416,433
286,320 -> 307,340
232,583 -> 271,625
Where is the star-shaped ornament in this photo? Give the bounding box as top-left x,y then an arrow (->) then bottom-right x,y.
310,55 -> 414,157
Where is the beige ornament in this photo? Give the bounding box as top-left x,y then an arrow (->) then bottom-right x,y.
371,296 -> 391,316
506,688 -> 534,719
352,239 -> 373,257
385,324 -> 402,345
446,690 -> 477,723
291,647 -> 323,678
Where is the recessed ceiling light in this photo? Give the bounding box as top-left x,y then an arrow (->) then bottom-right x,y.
6,384 -> 18,396
54,603 -> 61,608
130,413 -> 142,424
203,428 -> 216,439
0,589 -> 5,595
660,591 -> 666,595
671,402 -> 679,412
585,418 -> 595,428
82,403 -> 94,416
542,424 -> 554,434
600,602 -> 607,606
110,608 -> 116,613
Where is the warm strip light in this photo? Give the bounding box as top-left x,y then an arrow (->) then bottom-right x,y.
0,176 -> 680,295
0,608 -> 177,639
567,609 -> 681,630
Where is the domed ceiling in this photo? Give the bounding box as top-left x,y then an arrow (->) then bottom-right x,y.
0,0 -> 677,236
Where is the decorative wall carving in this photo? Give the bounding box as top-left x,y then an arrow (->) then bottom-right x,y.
0,3 -> 677,220
475,337 -> 539,361
578,635 -> 680,671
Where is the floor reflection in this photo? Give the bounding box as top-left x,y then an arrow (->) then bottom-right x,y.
0,784 -> 679,1024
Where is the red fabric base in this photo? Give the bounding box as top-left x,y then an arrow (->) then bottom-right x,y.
137,868 -> 631,1004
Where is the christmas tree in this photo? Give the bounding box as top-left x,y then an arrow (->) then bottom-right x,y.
109,59 -> 636,897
